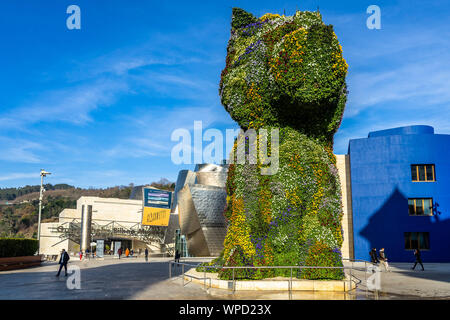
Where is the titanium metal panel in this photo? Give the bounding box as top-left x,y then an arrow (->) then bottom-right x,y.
196,172 -> 228,188
178,184 -> 201,236
178,184 -> 227,256
177,163 -> 229,257
189,185 -> 227,229
171,170 -> 196,214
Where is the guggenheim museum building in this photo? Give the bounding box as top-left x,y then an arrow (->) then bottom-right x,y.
41,125 -> 450,262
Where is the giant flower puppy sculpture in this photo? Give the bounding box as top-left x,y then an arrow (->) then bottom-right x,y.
216,8 -> 348,280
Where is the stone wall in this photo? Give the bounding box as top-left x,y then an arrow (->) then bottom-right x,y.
335,154 -> 354,259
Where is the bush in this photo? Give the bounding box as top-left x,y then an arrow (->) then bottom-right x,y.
0,238 -> 38,258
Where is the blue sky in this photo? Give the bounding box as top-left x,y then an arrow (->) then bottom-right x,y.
1,0 -> 450,188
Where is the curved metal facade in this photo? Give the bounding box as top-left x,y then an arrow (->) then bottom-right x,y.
176,164 -> 228,256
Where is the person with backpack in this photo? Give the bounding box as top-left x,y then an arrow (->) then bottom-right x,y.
369,248 -> 379,264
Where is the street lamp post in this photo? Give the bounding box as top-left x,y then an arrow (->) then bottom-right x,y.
37,169 -> 51,255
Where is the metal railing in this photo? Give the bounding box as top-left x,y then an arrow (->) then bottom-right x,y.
169,261 -> 360,299
343,258 -> 380,297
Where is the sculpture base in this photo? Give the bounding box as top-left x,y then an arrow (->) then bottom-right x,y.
184,269 -> 355,292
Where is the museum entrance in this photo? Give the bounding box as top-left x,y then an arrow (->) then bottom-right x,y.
108,238 -> 132,255
92,238 -> 134,256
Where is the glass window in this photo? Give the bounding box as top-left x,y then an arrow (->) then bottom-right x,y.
411,164 -> 435,182
415,199 -> 423,215
411,165 -> 417,181
408,198 -> 433,216
410,232 -> 419,249
419,233 -> 428,249
404,232 -> 410,248
405,232 -> 430,250
423,199 -> 432,216
423,233 -> 430,249
408,199 -> 415,215
418,166 -> 425,181
426,165 -> 434,181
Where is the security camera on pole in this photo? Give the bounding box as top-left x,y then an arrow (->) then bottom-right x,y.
37,169 -> 51,255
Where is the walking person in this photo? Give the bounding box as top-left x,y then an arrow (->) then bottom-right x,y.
379,248 -> 390,272
369,248 -> 379,264
144,248 -> 149,262
412,248 -> 425,271
125,248 -> 130,258
56,249 -> 70,277
118,247 -> 122,259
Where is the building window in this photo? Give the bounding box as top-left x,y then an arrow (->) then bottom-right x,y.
404,232 -> 430,250
411,164 -> 435,182
408,198 -> 433,216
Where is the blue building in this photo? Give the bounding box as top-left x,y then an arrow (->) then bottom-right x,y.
348,125 -> 450,262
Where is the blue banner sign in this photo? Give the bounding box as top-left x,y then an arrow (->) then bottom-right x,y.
143,188 -> 172,209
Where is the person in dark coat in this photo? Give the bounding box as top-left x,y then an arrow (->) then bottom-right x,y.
175,250 -> 180,263
56,249 -> 70,277
117,247 -> 122,259
144,248 -> 149,262
412,248 -> 425,271
369,248 -> 379,264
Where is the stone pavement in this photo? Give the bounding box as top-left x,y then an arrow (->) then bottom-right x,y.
0,257 -> 212,300
0,257 -> 449,299
344,261 -> 450,299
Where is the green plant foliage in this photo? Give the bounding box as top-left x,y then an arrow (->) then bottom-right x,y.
218,8 -> 348,280
231,8 -> 257,30
0,238 -> 38,258
300,241 -> 345,280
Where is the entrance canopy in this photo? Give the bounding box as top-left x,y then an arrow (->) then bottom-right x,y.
51,219 -> 168,245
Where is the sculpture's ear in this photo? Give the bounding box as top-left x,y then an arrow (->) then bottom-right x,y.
231,7 -> 257,30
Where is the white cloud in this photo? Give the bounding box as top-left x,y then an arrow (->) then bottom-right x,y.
0,78 -> 129,130
347,57 -> 450,117
0,172 -> 39,182
101,103 -> 235,161
0,137 -> 44,163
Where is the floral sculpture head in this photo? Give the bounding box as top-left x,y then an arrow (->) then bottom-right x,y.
219,8 -> 348,142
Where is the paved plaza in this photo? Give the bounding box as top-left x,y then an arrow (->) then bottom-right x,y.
0,257 -> 449,300
344,261 -> 450,299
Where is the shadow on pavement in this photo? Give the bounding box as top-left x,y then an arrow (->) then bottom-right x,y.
0,259 -> 203,300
